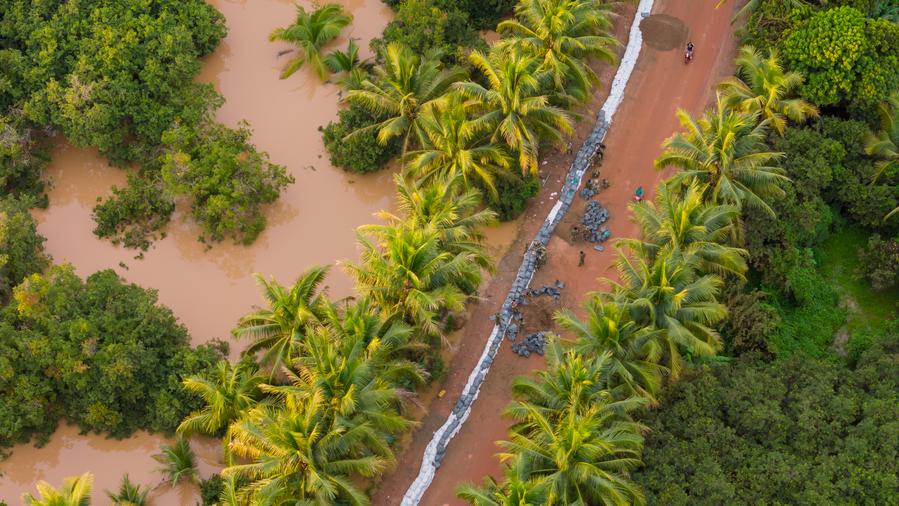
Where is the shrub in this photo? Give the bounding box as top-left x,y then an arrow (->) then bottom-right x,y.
488,173 -> 540,221
372,0 -> 486,66
159,118 -> 294,245
0,115 -> 48,202
92,172 -> 176,251
321,102 -> 401,173
857,233 -> 899,290
200,474 -> 225,506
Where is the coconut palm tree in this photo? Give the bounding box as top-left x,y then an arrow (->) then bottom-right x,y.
404,95 -> 512,199
269,3 -> 352,80
386,174 -> 497,275
609,248 -> 727,379
555,298 -> 665,402
347,224 -> 478,340
22,472 -> 93,506
178,360 -> 263,464
153,438 -> 198,487
345,43 -> 467,154
502,349 -> 647,505
456,49 -> 574,175
105,474 -> 149,506
656,96 -> 788,216
457,470 -> 548,505
233,267 -> 331,377
718,45 -> 818,135
325,39 -> 372,90
866,92 -> 899,184
261,321 -> 422,460
224,394 -> 383,506
620,181 -> 748,277
497,0 -> 618,103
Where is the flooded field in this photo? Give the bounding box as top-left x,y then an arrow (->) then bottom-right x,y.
0,1 -> 521,502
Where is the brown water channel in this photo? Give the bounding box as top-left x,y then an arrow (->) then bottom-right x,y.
0,1 -> 522,502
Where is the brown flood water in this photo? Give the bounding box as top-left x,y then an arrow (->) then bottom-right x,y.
2,1 -> 521,502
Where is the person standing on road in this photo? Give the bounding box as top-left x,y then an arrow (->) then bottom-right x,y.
578,250 -> 586,266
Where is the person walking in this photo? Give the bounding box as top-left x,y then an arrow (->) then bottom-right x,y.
578,250 -> 585,266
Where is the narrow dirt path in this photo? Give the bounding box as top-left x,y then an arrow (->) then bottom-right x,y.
372,1 -> 739,504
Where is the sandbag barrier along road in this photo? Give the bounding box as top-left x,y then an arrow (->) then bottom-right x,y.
400,0 -> 656,503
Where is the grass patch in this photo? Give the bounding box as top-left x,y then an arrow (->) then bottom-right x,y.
816,225 -> 899,335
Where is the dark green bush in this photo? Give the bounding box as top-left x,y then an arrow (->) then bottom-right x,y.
0,115 -> 48,203
634,331 -> 899,505
372,0 -> 487,66
488,173 -> 540,221
321,102 -> 401,174
857,233 -> 899,290
92,172 -> 176,251
200,474 -> 225,506
0,265 -> 226,451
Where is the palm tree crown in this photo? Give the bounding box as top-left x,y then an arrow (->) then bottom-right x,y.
269,3 -> 352,80
345,43 -> 467,153
865,92 -> 899,220
620,181 -> 748,277
555,299 -> 665,402
457,49 -> 573,175
656,96 -> 788,216
404,95 -> 512,199
233,266 -> 331,377
22,472 -> 93,506
610,249 -> 727,378
497,0 -> 618,103
718,45 -> 818,135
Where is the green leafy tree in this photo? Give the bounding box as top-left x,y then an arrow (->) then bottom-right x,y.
404,95 -> 512,199
105,474 -> 149,506
497,0 -> 618,103
0,197 -> 48,300
321,101 -> 401,174
656,97 -> 787,216
610,250 -> 727,379
269,3 -> 352,80
555,299 -> 665,402
781,6 -> 899,109
457,50 -> 573,175
233,267 -> 331,377
719,45 -> 818,135
223,395 -> 382,506
346,42 -> 466,154
154,437 -> 198,487
22,472 -> 93,506
620,182 -> 748,277
457,471 -> 547,505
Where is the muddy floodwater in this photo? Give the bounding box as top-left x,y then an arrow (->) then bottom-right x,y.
1,0 -> 520,502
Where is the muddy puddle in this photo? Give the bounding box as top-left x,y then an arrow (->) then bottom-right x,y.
3,0 -> 522,502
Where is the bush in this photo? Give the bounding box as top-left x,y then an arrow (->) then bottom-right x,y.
200,474 -> 225,506
488,173 -> 540,221
0,197 -> 48,301
159,118 -> 294,245
434,0 -> 516,29
857,233 -> 899,290
92,172 -> 176,251
0,115 -> 48,203
372,0 -> 487,66
633,332 -> 899,505
721,289 -> 779,356
321,102 -> 401,173
0,265 -> 226,451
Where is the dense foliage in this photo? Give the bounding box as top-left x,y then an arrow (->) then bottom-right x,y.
0,0 -> 292,246
0,264 -> 226,452
0,197 -> 48,301
320,102 -> 401,174
633,334 -> 899,505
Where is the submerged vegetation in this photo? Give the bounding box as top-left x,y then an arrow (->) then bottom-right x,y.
6,0 -> 899,505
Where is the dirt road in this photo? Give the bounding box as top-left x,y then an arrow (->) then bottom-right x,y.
372,1 -> 739,504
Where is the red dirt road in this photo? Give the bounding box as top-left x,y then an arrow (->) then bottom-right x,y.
372,1 -> 739,504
